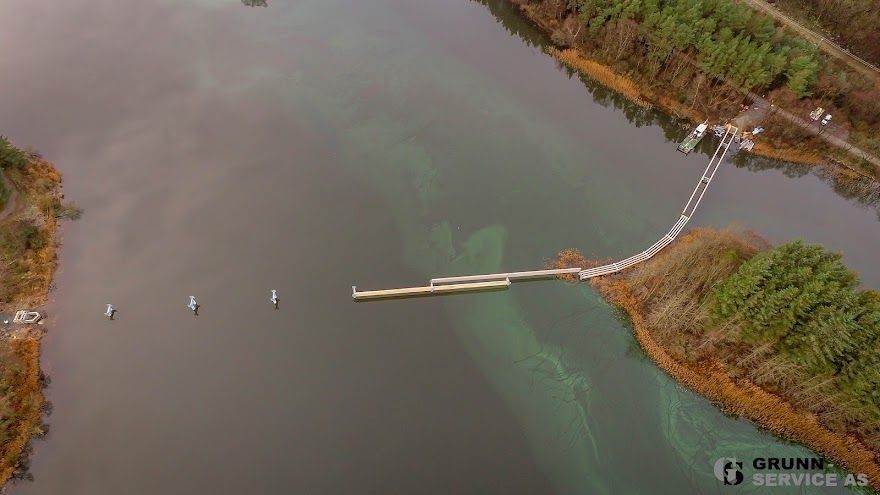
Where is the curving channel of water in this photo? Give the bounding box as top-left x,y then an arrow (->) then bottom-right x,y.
0,0 -> 878,493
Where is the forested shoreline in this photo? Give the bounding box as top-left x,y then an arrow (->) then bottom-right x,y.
773,0 -> 880,67
504,0 -> 880,179
560,228 -> 880,489
0,136 -> 75,487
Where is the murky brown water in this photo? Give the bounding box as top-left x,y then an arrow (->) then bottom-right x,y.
0,0 -> 878,493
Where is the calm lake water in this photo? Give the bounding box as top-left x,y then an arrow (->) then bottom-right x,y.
1,0 -> 879,493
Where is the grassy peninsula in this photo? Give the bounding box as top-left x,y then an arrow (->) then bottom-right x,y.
495,0 -> 880,182
561,228 -> 880,487
0,136 -> 74,486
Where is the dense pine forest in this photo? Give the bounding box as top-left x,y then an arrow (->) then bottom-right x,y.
587,229 -> 880,485
714,242 -> 880,442
513,0 -> 880,175
609,229 -> 880,455
774,0 -> 880,66
565,0 -> 819,96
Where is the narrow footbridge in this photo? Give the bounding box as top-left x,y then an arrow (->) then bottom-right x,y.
352,126 -> 738,300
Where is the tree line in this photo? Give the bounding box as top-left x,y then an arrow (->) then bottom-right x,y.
564,0 -> 819,96
610,227 -> 880,451
0,137 -> 28,171
521,0 -> 880,171
713,242 -> 880,434
775,0 -> 880,67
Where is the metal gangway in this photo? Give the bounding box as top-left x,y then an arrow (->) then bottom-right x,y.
579,124 -> 737,280
352,126 -> 738,300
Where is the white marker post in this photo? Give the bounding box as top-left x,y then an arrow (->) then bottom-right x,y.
187,296 -> 199,314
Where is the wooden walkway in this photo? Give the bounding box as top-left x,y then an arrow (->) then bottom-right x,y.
352,126 -> 737,300
580,125 -> 736,280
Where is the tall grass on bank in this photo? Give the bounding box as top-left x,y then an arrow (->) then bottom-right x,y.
0,152 -> 67,486
0,340 -> 44,483
567,227 -> 880,488
546,47 -> 651,107
0,159 -> 63,306
621,228 -> 763,356
545,248 -> 609,281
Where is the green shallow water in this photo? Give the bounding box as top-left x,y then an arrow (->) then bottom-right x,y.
1,0 -> 879,493
297,4 -> 875,491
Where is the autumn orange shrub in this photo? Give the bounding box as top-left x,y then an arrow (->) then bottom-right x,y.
592,228 -> 880,489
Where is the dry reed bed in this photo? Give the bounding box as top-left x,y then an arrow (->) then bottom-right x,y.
0,159 -> 61,485
544,248 -> 609,282
545,47 -> 652,107
579,229 -> 880,489
0,339 -> 43,485
509,0 -> 880,183
752,141 -> 824,166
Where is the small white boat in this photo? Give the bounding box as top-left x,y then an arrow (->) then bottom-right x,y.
12,310 -> 42,324
678,120 -> 709,154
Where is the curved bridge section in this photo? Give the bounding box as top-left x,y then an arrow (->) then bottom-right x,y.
352,126 -> 737,300
580,125 -> 737,280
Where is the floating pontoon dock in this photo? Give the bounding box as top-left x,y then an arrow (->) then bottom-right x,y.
352,267 -> 583,300
430,267 -> 582,285
677,120 -> 709,154
352,279 -> 512,300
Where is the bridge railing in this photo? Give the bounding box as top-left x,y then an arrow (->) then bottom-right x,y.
579,126 -> 737,280
352,125 -> 738,299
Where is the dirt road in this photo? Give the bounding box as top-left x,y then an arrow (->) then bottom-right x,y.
740,92 -> 880,172
739,0 -> 880,79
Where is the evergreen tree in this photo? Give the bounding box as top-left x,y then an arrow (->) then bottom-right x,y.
713,242 -> 875,377
566,0 -> 822,94
746,13 -> 776,44
785,55 -> 819,97
0,137 -> 29,170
